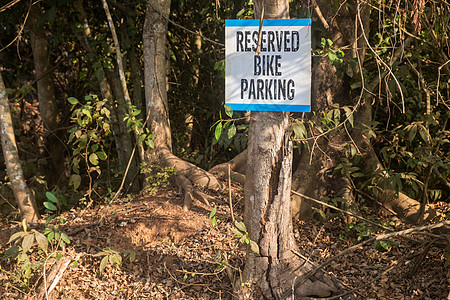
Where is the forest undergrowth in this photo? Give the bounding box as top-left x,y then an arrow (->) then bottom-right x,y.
1,179 -> 449,299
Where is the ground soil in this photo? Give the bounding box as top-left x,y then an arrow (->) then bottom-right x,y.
0,181 -> 449,299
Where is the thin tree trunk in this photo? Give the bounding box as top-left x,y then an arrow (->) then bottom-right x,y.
101,0 -> 145,162
0,71 -> 40,222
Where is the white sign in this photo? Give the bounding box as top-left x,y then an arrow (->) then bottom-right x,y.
225,19 -> 311,112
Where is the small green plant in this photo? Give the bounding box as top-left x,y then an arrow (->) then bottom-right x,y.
231,221 -> 259,255
123,104 -> 155,149
3,220 -> 48,286
212,105 -> 248,153
94,247 -> 122,274
140,163 -> 176,195
339,219 -> 380,242
67,95 -> 112,194
374,239 -> 399,252
236,0 -> 254,19
182,268 -> 197,281
43,225 -> 70,250
209,206 -> 217,227
43,191 -> 66,224
122,250 -> 136,263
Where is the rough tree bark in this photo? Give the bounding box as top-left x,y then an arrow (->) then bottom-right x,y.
0,71 -> 40,222
143,0 -> 221,209
239,1 -> 345,298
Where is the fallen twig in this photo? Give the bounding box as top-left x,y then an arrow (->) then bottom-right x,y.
291,190 -> 394,232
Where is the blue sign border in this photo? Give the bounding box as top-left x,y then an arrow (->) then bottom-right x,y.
225,19 -> 311,27
225,19 -> 312,112
227,103 -> 310,112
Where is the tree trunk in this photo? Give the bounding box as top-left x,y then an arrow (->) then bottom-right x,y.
0,71 -> 40,222
29,4 -> 65,187
143,0 -> 221,202
143,0 -> 172,154
240,1 -> 340,298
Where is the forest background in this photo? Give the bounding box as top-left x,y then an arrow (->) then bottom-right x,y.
0,0 -> 449,298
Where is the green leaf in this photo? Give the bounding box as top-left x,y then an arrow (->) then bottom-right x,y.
418,126 -> 430,143
311,207 -> 326,219
69,174 -> 81,190
209,207 -> 217,218
328,49 -> 337,63
22,234 -> 34,253
67,97 -> 78,105
228,124 -> 237,139
96,151 -> 107,160
215,122 -> 223,141
146,139 -> 155,149
61,233 -> 70,245
236,8 -> 245,17
3,245 -> 19,259
44,202 -> 57,211
293,121 -> 306,139
320,37 -> 326,49
47,231 -> 55,241
224,105 -> 233,118
129,251 -> 136,262
111,253 -> 122,265
99,256 -> 109,274
89,153 -> 99,166
46,191 -> 58,203
230,226 -> 243,237
139,133 -> 147,144
34,230 -> 48,252
91,144 -> 99,152
56,253 -> 63,261
408,124 -> 417,142
234,221 -> 247,233
249,240 -> 260,255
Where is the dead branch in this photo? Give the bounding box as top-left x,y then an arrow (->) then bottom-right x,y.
37,253 -> 79,300
291,190 -> 393,232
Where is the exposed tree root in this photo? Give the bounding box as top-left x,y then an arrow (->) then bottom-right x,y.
174,174 -> 193,211
159,148 -> 222,190
378,190 -> 436,223
156,147 -> 221,210
209,149 -> 247,185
